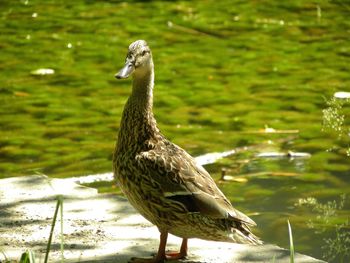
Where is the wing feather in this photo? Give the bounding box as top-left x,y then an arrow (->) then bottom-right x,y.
136,140 -> 256,226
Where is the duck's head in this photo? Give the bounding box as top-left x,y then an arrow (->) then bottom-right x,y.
115,40 -> 152,79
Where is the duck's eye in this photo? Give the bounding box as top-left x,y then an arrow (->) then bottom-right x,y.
141,50 -> 148,56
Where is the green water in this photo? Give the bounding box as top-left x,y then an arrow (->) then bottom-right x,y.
1,0 -> 349,261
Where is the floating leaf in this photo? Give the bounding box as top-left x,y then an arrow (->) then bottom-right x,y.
334,91 -> 350,99
30,68 -> 55,76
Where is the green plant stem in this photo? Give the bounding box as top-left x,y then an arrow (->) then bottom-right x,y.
288,220 -> 295,263
44,196 -> 62,263
60,195 -> 64,263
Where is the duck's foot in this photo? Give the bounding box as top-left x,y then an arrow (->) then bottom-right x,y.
129,232 -> 188,263
128,256 -> 163,263
129,250 -> 187,263
165,250 -> 187,260
128,253 -> 187,263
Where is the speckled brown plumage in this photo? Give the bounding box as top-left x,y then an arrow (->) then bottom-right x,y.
113,40 -> 261,263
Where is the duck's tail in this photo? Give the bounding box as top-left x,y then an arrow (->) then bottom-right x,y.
227,219 -> 263,245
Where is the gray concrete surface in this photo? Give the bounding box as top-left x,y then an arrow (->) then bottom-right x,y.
0,175 -> 325,263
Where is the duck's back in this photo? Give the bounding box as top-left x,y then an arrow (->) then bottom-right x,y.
114,134 -> 260,244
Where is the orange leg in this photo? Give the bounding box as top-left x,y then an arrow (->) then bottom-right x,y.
165,237 -> 188,260
129,232 -> 188,263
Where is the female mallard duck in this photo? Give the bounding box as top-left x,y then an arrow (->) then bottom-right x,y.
113,40 -> 261,263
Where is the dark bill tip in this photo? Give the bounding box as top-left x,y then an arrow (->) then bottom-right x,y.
115,63 -> 134,79
114,73 -> 124,79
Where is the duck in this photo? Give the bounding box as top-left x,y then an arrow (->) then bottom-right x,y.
113,40 -> 261,263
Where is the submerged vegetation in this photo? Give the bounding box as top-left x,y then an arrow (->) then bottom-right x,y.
322,97 -> 350,156
294,195 -> 350,262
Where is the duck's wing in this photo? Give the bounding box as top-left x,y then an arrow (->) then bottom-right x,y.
136,140 -> 256,226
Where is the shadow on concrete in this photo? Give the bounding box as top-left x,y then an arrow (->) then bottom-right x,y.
0,175 -> 324,263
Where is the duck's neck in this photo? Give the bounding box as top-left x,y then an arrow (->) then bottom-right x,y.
131,68 -> 154,111
119,64 -> 160,149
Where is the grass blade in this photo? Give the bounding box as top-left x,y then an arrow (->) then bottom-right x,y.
59,195 -> 64,262
28,250 -> 36,263
0,250 -> 8,262
288,220 -> 295,263
19,250 -> 35,263
44,196 -> 61,263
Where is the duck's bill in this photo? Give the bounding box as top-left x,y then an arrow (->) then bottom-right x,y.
115,63 -> 135,79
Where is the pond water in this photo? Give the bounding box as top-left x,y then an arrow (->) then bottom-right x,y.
0,0 -> 349,262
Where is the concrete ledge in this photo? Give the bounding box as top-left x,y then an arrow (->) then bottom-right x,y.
0,175 -> 325,263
